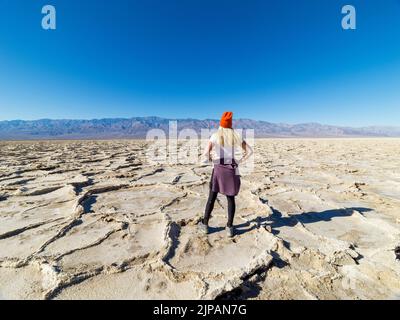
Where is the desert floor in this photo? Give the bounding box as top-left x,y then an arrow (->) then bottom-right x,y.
0,138 -> 399,300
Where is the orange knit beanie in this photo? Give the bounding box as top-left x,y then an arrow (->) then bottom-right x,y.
220,111 -> 233,129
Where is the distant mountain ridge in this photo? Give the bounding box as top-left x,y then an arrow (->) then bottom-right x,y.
0,117 -> 399,140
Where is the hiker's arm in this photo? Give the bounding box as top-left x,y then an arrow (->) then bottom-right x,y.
203,141 -> 213,162
239,140 -> 253,164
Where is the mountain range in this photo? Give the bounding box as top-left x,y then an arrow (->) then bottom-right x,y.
0,117 -> 399,140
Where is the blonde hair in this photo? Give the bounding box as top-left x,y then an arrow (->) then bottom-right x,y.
216,126 -> 242,147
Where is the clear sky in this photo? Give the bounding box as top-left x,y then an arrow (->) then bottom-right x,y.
0,0 -> 399,126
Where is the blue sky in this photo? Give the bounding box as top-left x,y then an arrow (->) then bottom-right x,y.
0,0 -> 399,126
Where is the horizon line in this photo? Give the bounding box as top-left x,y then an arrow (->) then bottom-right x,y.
0,116 -> 399,129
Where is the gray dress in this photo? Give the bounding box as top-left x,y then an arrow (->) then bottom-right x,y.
208,133 -> 242,196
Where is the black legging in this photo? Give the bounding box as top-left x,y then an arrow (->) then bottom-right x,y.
203,188 -> 236,228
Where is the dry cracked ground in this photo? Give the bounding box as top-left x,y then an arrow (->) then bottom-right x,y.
0,139 -> 400,300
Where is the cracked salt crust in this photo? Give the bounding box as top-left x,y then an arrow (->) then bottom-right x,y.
0,138 -> 400,299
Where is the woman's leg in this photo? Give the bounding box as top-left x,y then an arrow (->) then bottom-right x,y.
203,190 -> 218,226
226,196 -> 236,228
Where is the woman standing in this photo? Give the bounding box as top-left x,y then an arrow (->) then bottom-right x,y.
199,112 -> 253,238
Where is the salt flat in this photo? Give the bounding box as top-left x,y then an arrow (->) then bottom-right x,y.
0,138 -> 399,300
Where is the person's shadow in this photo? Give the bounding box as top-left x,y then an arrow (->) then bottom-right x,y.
232,206 -> 373,236
214,206 -> 373,300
